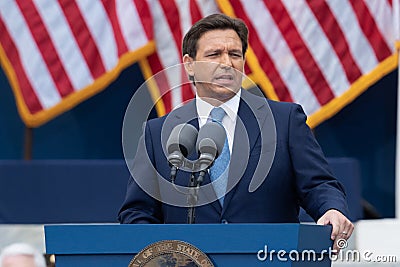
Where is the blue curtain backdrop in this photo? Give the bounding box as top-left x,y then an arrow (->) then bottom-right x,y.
0,64 -> 397,218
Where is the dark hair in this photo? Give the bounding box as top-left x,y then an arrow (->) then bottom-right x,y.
182,13 -> 248,58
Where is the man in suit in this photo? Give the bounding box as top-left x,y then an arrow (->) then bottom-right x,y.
118,13 -> 353,251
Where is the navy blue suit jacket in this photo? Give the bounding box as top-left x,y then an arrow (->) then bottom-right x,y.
118,89 -> 349,224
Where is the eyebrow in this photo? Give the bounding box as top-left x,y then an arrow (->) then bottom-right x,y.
204,48 -> 243,54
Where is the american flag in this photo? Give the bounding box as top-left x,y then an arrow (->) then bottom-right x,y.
220,0 -> 398,127
0,0 -> 398,128
0,0 -> 154,127
138,0 -> 219,116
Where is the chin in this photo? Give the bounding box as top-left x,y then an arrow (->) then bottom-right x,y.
197,83 -> 240,102
217,84 -> 239,94
213,86 -> 238,100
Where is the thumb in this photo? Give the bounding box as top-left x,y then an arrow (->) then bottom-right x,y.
317,217 -> 329,225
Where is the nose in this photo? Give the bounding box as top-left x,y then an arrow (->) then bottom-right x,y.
220,52 -> 232,69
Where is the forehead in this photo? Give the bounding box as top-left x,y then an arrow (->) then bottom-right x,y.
197,29 -> 242,50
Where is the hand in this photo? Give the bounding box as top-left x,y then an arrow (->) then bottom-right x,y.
317,209 -> 354,252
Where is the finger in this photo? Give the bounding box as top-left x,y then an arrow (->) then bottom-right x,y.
342,222 -> 354,239
332,238 -> 339,252
347,224 -> 354,237
316,217 -> 327,225
338,230 -> 349,242
338,220 -> 354,237
333,236 -> 346,252
330,221 -> 340,240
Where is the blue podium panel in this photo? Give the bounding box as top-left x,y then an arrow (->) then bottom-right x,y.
45,224 -> 333,267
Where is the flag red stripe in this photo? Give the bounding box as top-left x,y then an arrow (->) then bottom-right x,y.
59,0 -> 106,79
264,0 -> 334,105
0,18 -> 43,114
233,1 -> 293,102
158,0 -> 188,108
134,0 -> 153,40
190,0 -> 203,25
184,1 -> 203,102
387,0 -> 392,7
350,0 -> 392,61
17,0 -> 74,97
181,73 -> 194,102
101,0 -> 128,57
148,53 -> 172,112
159,0 -> 183,55
307,1 -> 362,83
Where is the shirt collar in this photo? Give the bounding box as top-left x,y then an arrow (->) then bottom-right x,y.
196,89 -> 241,125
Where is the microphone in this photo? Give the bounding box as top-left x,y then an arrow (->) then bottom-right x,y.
195,121 -> 226,183
166,123 -> 198,182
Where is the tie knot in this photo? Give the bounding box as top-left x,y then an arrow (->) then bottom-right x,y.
210,107 -> 226,123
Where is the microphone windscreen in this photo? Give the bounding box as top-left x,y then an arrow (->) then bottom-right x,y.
196,121 -> 226,157
166,123 -> 198,157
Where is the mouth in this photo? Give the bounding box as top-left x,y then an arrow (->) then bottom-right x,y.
215,74 -> 234,80
213,74 -> 236,86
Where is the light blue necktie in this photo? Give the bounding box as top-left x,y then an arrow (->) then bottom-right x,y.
209,107 -> 230,206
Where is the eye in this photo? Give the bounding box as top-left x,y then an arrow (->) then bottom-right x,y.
206,52 -> 219,57
230,52 -> 242,58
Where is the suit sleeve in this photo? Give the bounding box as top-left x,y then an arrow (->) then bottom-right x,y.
118,122 -> 163,224
288,104 -> 350,221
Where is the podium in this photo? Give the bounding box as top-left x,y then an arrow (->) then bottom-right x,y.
45,224 -> 333,267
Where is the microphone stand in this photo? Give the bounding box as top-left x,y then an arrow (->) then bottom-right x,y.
187,152 -> 214,224
169,160 -> 202,224
187,173 -> 198,224
168,151 -> 215,224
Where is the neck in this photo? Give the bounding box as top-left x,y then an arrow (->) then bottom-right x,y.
198,97 -> 225,107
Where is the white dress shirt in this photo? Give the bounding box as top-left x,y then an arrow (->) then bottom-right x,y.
196,90 -> 241,154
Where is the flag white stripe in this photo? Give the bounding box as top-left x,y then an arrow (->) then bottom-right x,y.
177,0 -> 192,41
0,0 -> 61,109
364,0 -> 395,51
33,0 -> 93,91
282,0 -> 350,97
395,0 -> 400,42
240,0 -> 320,115
195,0 -> 220,17
148,0 -> 183,108
326,0 -> 378,74
76,0 -> 118,71
177,0 -> 197,98
116,0 -> 149,51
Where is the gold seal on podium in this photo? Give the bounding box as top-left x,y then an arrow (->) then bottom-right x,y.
128,240 -> 214,267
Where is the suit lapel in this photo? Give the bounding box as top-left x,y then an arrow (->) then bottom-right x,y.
165,100 -> 198,129
221,89 -> 270,214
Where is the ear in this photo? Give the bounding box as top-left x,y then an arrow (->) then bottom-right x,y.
183,54 -> 195,77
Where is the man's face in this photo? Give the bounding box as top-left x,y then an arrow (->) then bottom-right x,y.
183,29 -> 245,104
